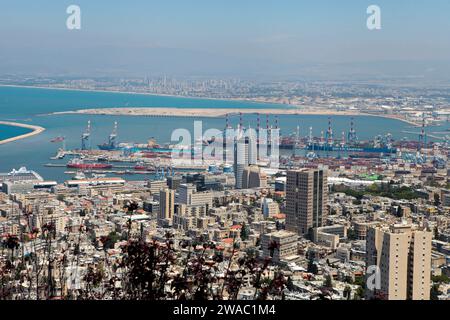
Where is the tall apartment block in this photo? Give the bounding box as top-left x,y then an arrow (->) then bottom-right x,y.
159,188 -> 175,225
366,224 -> 432,300
285,169 -> 328,236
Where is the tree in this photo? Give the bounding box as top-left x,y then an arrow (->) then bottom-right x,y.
347,228 -> 358,241
434,226 -> 440,240
343,285 -> 352,300
240,223 -> 250,241
396,206 -> 402,217
344,275 -> 354,284
324,274 -> 333,288
354,286 -> 364,300
430,284 -> 442,300
434,193 -> 441,207
307,254 -> 318,275
286,276 -> 295,291
432,274 -> 450,284
100,232 -> 120,251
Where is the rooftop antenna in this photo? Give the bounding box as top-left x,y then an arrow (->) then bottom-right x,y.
275,115 -> 279,130
266,114 -> 270,129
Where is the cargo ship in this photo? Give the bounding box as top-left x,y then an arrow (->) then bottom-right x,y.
67,159 -> 113,169
134,162 -> 149,171
50,136 -> 65,143
305,144 -> 397,154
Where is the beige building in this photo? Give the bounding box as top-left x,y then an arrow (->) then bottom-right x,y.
31,212 -> 66,234
148,179 -> 167,195
159,188 -> 175,224
242,166 -> 267,189
261,230 -> 298,263
262,197 -> 279,217
313,225 -> 347,250
285,169 -> 328,236
178,184 -> 213,208
173,204 -> 208,231
366,224 -> 432,300
353,221 -> 379,240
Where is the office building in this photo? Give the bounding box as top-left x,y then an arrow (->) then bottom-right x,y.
234,130 -> 257,189
242,165 -> 267,189
286,169 -> 328,236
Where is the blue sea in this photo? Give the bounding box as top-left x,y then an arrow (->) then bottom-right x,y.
0,85 -> 444,182
0,124 -> 32,140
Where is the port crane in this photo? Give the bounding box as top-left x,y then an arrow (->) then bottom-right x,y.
81,120 -> 91,150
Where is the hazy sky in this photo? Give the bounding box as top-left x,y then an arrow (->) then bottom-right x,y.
1,0 -> 450,78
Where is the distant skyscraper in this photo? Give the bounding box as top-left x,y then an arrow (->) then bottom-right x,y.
242,165 -> 267,189
234,129 -> 257,189
234,136 -> 248,189
366,224 -> 432,300
285,169 -> 328,236
159,188 -> 175,224
167,176 -> 182,190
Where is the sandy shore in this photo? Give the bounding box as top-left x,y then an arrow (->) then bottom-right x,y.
0,84 -> 282,106
2,84 -> 420,126
0,121 -> 46,145
51,107 -> 420,126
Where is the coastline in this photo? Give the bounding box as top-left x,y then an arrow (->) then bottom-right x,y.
0,121 -> 46,145
50,107 -> 420,127
0,84 -> 289,107
1,84 -> 420,127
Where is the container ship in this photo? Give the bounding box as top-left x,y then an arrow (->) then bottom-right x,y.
305,144 -> 397,154
67,159 -> 113,169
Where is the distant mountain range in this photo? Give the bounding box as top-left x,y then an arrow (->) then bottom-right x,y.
2,45 -> 450,82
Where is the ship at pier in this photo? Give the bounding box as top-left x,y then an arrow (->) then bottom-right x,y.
67,159 -> 113,170
305,144 -> 397,154
92,116 -> 397,157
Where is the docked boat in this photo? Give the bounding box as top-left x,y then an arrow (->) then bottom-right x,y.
67,159 -> 113,169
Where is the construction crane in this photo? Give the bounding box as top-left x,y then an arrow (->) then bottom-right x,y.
81,120 -> 91,150
348,117 -> 357,144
